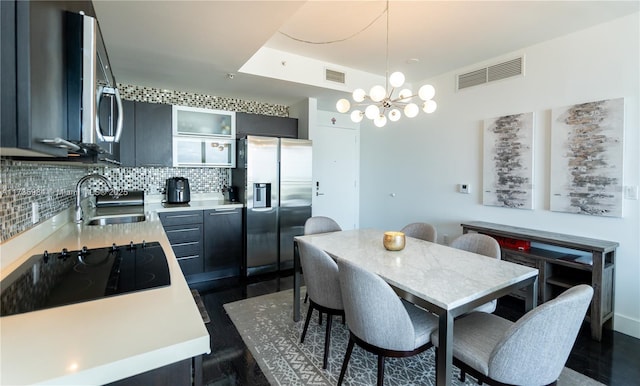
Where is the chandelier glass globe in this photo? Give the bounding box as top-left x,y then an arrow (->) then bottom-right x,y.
404,103 -> 419,118
388,108 -> 401,122
369,85 -> 386,102
351,110 -> 364,123
423,100 -> 437,114
352,88 -> 366,103
336,98 -> 350,113
365,104 -> 380,119
418,84 -> 436,101
389,72 -> 405,88
374,114 -> 387,127
398,88 -> 413,102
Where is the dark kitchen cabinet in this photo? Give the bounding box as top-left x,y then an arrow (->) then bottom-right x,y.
203,208 -> 243,279
160,211 -> 204,276
120,101 -> 172,167
160,208 -> 243,284
1,0 -> 94,157
236,112 -> 298,139
118,100 -> 136,165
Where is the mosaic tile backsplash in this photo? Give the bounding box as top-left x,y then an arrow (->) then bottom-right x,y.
0,159 -> 230,243
118,83 -> 289,117
91,166 -> 230,197
0,160 -> 87,242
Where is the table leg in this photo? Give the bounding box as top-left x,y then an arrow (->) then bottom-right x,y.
524,276 -> 539,312
436,311 -> 453,386
293,240 -> 301,322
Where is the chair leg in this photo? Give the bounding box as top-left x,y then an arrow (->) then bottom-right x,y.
322,314 -> 333,369
459,370 -> 466,382
338,337 -> 355,386
300,303 -> 314,343
304,292 -> 308,303
377,355 -> 385,386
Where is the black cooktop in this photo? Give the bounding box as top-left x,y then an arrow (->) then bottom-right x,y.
0,241 -> 170,317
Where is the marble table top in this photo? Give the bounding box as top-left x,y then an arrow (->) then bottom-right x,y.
296,228 -> 538,311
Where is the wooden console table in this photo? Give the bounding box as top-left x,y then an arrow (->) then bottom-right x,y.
461,221 -> 618,341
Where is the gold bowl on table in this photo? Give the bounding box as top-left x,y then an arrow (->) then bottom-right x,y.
383,231 -> 406,251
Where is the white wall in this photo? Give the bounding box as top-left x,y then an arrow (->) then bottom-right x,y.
359,13 -> 639,338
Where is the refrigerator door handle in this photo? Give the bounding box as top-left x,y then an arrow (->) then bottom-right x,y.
251,207 -> 274,213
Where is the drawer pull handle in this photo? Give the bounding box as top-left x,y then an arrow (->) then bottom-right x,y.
166,214 -> 201,219
209,211 -> 236,216
166,227 -> 200,233
177,255 -> 200,261
172,241 -> 200,247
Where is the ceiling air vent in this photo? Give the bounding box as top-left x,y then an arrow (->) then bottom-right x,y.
458,68 -> 487,90
457,56 -> 524,91
488,57 -> 523,82
325,68 -> 346,84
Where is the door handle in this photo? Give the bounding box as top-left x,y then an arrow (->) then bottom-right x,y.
316,192 -> 325,196
96,86 -> 123,143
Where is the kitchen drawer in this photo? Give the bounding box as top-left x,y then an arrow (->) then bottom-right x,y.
171,241 -> 202,258
164,224 -> 203,244
176,253 -> 204,276
159,210 -> 203,227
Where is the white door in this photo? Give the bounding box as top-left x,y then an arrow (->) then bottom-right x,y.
310,112 -> 359,230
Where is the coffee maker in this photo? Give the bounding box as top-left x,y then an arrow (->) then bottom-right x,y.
225,185 -> 238,202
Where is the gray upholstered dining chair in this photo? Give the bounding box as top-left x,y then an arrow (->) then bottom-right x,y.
337,259 -> 438,386
297,239 -> 344,369
431,284 -> 593,386
304,216 -> 342,235
449,233 -> 501,313
400,222 -> 437,242
302,216 -> 342,305
449,233 -> 501,260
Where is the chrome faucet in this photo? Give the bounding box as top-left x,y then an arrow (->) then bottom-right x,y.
75,173 -> 113,223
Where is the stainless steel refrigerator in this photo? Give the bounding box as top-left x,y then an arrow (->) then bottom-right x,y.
232,136 -> 312,276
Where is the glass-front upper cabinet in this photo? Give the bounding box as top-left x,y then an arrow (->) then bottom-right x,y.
172,105 -> 235,138
173,137 -> 235,167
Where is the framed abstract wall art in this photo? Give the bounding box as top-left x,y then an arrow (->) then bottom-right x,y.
483,112 -> 534,209
550,98 -> 624,217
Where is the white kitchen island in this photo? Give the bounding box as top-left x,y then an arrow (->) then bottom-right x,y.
0,198 -> 241,385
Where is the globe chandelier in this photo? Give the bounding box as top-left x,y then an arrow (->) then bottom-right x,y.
336,0 -> 437,127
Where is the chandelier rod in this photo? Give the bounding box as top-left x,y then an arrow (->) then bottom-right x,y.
385,0 -> 390,95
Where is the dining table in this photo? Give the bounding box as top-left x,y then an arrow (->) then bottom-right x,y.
293,229 -> 539,386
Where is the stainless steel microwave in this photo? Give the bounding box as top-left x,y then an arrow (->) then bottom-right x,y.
65,11 -> 122,164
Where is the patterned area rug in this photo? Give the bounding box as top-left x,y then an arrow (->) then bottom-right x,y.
223,289 -> 604,386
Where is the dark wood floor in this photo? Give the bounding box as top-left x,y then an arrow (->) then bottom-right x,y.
192,272 -> 640,386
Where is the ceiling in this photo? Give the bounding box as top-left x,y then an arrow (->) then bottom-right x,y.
93,1 -> 639,110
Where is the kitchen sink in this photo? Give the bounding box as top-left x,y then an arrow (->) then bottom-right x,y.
86,213 -> 146,225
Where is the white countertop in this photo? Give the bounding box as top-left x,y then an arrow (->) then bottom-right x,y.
0,198 -> 242,385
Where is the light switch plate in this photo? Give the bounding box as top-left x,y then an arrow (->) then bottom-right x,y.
624,185 -> 638,200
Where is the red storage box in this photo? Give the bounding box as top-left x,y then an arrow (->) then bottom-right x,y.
493,236 -> 531,251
